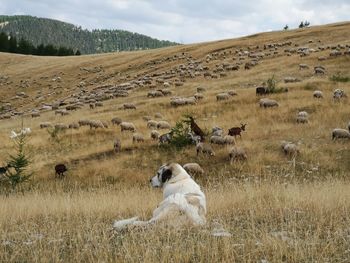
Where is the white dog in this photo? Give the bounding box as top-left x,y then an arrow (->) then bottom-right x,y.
113,163 -> 206,230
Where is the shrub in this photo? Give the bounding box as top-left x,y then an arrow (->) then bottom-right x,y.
330,72 -> 350,83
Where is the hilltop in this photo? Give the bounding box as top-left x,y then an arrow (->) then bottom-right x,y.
0,15 -> 178,53
0,22 -> 350,262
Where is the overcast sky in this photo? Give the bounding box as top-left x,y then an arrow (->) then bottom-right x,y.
1,0 -> 349,43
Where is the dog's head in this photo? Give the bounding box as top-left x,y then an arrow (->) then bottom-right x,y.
150,163 -> 188,188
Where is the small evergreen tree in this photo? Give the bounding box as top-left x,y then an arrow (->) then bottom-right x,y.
299,21 -> 304,28
1,132 -> 33,193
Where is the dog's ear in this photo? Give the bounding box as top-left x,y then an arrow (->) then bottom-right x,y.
161,168 -> 172,183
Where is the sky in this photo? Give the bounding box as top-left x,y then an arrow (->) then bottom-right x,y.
1,0 -> 349,44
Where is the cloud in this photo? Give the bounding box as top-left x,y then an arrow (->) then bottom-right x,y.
0,0 -> 349,43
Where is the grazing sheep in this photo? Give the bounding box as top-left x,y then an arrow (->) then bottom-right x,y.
147,90 -> 163,98
194,93 -> 204,100
212,126 -> 223,137
314,67 -> 325,75
281,141 -> 299,156
224,135 -> 236,145
332,129 -> 350,140
259,98 -> 279,108
229,147 -> 247,162
114,138 -> 121,153
159,132 -> 172,144
228,124 -> 246,138
68,122 -> 80,129
143,116 -> 152,121
40,122 -> 53,129
111,117 -> 122,125
89,103 -> 95,109
120,122 -> 136,132
313,90 -> 323,98
89,120 -> 105,129
183,163 -> 204,176
210,135 -> 226,145
298,111 -> 308,118
216,93 -> 230,101
157,121 -> 171,130
228,90 -> 237,96
296,116 -> 308,124
197,87 -> 206,93
55,164 -> 67,178
133,133 -> 145,143
154,113 -> 164,119
187,132 -> 202,144
196,142 -> 215,156
123,103 -> 136,110
299,64 -> 309,70
150,130 -> 160,140
147,120 -> 158,129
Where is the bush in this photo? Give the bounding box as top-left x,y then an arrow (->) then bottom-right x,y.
330,72 -> 350,83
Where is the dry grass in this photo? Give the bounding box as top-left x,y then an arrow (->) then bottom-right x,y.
0,22 -> 350,262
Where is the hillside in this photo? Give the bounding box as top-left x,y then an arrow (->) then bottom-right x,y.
0,22 -> 350,262
0,15 -> 178,54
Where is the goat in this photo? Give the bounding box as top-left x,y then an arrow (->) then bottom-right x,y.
228,123 -> 247,138
55,164 -> 67,178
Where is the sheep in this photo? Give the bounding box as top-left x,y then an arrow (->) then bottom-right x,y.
197,87 -> 206,93
154,113 -> 164,119
299,64 -> 309,70
224,135 -> 236,145
210,135 -> 226,145
89,103 -> 95,109
296,116 -> 308,124
187,132 -> 202,144
147,120 -> 158,129
314,67 -> 325,75
196,142 -> 215,156
111,117 -> 122,125
212,126 -> 223,137
281,141 -> 299,156
147,90 -> 163,98
183,163 -> 204,176
157,121 -> 171,130
313,90 -> 323,98
55,164 -> 67,178
0,164 -> 11,176
194,93 -> 204,100
120,122 -> 136,132
40,122 -> 53,129
259,98 -> 279,108
348,122 -> 350,132
298,111 -> 308,118
228,90 -> 238,96
229,147 -> 247,162
78,119 -> 91,127
68,122 -> 80,129
228,124 -> 246,138
216,93 -> 230,101
143,116 -> 152,121
123,103 -> 136,110
101,121 -> 109,129
132,133 -> 145,143
89,120 -> 105,129
150,130 -> 160,140
31,112 -> 40,118
113,138 -> 121,153
332,129 -> 350,140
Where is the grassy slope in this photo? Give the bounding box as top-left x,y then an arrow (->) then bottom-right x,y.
0,22 -> 350,262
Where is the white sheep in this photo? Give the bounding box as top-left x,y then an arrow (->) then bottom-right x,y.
120,122 -> 136,132
196,142 -> 215,156
111,117 -> 122,125
157,121 -> 171,130
216,93 -> 230,101
133,133 -> 145,143
123,103 -> 136,110
313,90 -> 323,98
259,98 -> 279,108
150,130 -> 160,140
147,120 -> 158,129
40,122 -> 52,129
281,141 -> 299,156
154,113 -> 164,119
143,116 -> 152,121
333,89 -> 346,100
224,135 -> 236,145
68,123 -> 80,129
89,120 -> 105,129
194,93 -> 204,100
332,128 -> 350,140
229,147 -> 247,162
54,123 -> 68,130
183,163 -> 204,176
210,135 -> 226,145
212,126 -> 223,137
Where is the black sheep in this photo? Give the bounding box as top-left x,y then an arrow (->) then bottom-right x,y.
55,164 -> 68,178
